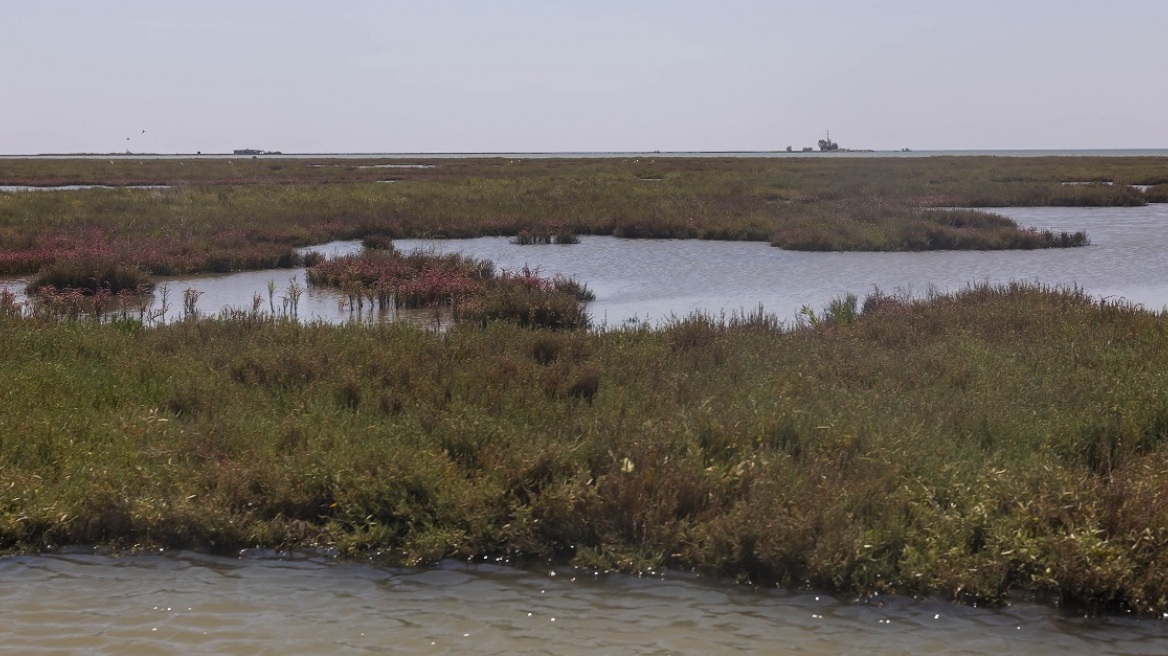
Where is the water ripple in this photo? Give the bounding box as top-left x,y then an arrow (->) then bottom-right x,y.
1,552 -> 1166,654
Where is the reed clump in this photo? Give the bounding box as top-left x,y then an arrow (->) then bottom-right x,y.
305,247 -> 592,328
361,233 -> 395,250
305,246 -> 495,310
6,283 -> 1168,614
25,257 -> 154,295
511,228 -> 581,245
460,284 -> 591,330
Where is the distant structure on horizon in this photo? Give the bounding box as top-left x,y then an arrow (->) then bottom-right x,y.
817,131 -> 840,152
233,148 -> 282,156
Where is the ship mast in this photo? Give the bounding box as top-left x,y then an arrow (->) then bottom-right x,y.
817,129 -> 839,152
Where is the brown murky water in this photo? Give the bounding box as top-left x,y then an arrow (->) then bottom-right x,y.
2,551 -> 1165,655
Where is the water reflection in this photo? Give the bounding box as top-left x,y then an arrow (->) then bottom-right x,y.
1,552 -> 1163,655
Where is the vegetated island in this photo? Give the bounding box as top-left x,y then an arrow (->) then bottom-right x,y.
3,155 -> 1168,615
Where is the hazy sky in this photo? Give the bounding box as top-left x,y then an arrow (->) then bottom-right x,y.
3,1 -> 1165,154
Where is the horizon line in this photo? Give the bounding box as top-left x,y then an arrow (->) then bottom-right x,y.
4,147 -> 1168,158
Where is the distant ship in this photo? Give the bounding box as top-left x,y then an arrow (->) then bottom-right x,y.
818,131 -> 840,152
233,149 -> 282,156
789,132 -> 871,153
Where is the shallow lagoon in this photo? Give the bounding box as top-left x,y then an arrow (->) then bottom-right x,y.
386,204 -> 1168,327
3,205 -> 1168,326
2,551 -> 1165,655
177,204 -> 1168,325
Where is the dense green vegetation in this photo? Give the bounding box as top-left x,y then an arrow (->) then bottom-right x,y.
7,154 -> 1161,281
3,284 -> 1168,614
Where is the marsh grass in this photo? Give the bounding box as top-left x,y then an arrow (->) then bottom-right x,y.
2,155 -> 1153,277
511,228 -> 581,245
771,206 -> 1089,251
26,257 -> 154,295
305,248 -> 591,328
5,283 -> 1168,613
460,284 -> 591,330
305,248 -> 494,311
1143,183 -> 1168,203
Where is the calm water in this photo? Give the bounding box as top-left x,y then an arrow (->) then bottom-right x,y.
2,551 -> 1165,655
386,205 -> 1168,326
2,205 -> 1167,326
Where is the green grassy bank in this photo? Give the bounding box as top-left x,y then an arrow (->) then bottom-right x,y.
3,284 -> 1168,614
